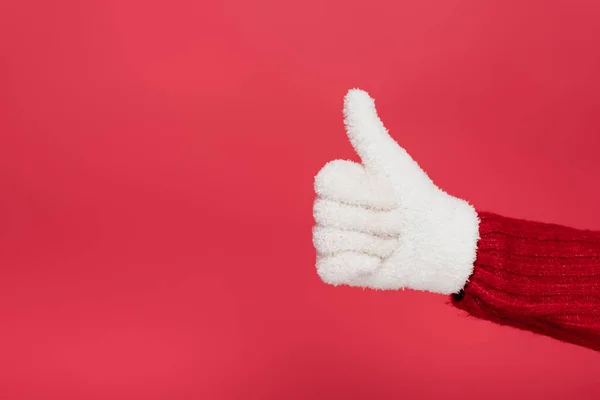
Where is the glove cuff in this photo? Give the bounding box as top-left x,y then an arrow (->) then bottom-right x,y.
408,193 -> 480,295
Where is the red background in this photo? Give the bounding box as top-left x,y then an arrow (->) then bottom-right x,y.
2,0 -> 600,398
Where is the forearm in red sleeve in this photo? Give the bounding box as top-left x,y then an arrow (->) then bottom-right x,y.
452,211 -> 600,351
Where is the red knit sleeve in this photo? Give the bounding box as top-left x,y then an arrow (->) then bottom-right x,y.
451,211 -> 600,351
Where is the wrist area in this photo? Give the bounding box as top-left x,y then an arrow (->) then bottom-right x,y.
408,193 -> 480,295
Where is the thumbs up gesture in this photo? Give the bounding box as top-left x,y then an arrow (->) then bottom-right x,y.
313,89 -> 480,295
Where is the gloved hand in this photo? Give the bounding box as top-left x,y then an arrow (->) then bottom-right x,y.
313,89 -> 480,295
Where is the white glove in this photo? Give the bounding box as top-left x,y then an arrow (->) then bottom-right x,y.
313,89 -> 480,295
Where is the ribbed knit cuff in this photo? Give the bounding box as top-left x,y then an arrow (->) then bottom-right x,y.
452,212 -> 600,351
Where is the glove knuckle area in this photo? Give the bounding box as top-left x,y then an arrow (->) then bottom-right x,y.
316,253 -> 380,286
313,226 -> 398,259
314,159 -> 396,210
313,198 -> 402,236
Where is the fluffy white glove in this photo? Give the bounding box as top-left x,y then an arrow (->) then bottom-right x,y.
313,89 -> 480,295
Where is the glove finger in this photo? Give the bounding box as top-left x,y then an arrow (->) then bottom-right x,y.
316,252 -> 380,286
313,226 -> 398,259
313,197 -> 402,237
314,159 -> 396,210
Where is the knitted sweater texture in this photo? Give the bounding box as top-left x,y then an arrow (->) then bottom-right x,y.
452,212 -> 600,351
